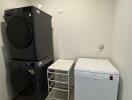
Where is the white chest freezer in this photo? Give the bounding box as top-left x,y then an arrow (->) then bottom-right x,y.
74,58 -> 119,100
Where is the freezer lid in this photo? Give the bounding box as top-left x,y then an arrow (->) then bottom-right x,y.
74,58 -> 119,75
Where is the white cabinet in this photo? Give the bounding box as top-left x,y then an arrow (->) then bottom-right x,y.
47,59 -> 74,100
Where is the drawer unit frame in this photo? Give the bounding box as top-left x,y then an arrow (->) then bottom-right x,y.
47,59 -> 74,100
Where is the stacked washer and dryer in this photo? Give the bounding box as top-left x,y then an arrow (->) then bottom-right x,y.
74,58 -> 119,100
2,6 -> 54,100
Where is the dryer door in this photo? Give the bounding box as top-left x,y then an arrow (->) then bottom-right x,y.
6,16 -> 33,49
11,69 -> 36,96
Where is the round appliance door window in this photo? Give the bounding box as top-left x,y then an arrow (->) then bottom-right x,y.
11,69 -> 35,96
7,16 -> 33,49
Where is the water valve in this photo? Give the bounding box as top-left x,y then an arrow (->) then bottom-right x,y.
98,44 -> 104,51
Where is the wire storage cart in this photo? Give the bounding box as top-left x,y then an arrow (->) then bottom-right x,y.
47,59 -> 74,100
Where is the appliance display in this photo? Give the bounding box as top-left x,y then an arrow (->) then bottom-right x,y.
74,58 -> 119,100
4,6 -> 53,61
8,60 -> 53,100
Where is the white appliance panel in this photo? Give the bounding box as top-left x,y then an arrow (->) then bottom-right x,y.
75,71 -> 119,100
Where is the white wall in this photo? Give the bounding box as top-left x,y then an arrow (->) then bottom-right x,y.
30,0 -> 115,59
111,0 -> 132,100
0,0 -> 29,100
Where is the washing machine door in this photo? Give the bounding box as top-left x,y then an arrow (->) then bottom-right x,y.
11,69 -> 35,96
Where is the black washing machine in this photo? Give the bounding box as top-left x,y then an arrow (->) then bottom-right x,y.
2,6 -> 54,100
8,60 -> 53,100
1,6 -> 54,100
